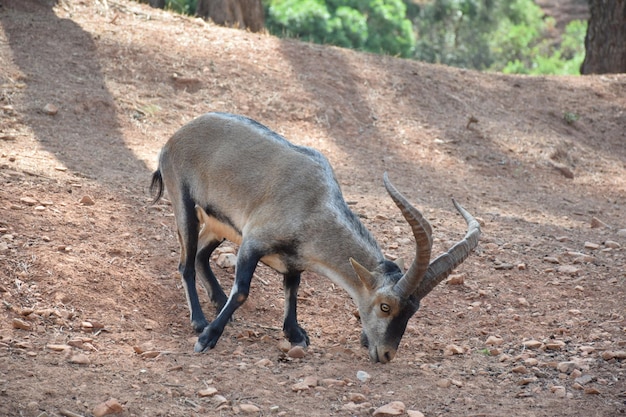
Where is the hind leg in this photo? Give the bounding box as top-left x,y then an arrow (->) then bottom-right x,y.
282,271 -> 309,347
196,237 -> 228,315
173,194 -> 209,334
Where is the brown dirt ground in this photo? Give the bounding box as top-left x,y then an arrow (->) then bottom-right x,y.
0,1 -> 625,416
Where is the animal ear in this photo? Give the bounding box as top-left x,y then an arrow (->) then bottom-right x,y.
350,258 -> 376,290
395,257 -> 405,273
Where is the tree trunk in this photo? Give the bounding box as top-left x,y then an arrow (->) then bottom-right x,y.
196,0 -> 264,33
581,0 -> 626,74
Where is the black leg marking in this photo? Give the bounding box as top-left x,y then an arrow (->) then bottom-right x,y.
282,271 -> 309,346
178,190 -> 208,334
195,241 -> 263,352
196,239 -> 228,315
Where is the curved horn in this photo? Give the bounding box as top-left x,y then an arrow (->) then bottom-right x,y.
383,173 -> 433,298
415,199 -> 481,299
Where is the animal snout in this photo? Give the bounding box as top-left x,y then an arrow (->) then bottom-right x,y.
372,346 -> 397,364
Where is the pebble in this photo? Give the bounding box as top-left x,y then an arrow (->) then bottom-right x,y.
584,387 -> 601,395
436,378 -> 452,388
584,241 -> 600,250
523,340 -> 542,349
617,229 -> 626,237
517,297 -> 530,307
348,393 -> 367,403
601,350 -> 626,360
574,374 -> 594,385
12,318 -> 32,331
43,103 -> 58,116
545,340 -> 566,350
590,217 -> 607,228
550,386 -> 567,397
92,398 -> 123,417
69,353 -> 91,365
446,273 -> 465,285
216,253 -> 237,268
444,344 -> 464,355
20,196 -> 38,206
604,240 -> 620,249
46,344 -> 71,352
277,339 -> 291,352
198,387 -> 218,397
79,195 -> 95,206
373,401 -> 405,416
511,365 -> 528,374
557,265 -> 580,276
485,336 -> 504,346
557,361 -> 578,373
543,256 -> 560,264
356,370 -> 371,383
407,411 -> 425,417
287,345 -> 306,359
239,404 -> 260,414
254,358 -> 272,367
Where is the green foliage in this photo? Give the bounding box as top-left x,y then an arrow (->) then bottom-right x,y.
165,0 -> 197,15
413,0 -> 587,75
265,0 -> 415,57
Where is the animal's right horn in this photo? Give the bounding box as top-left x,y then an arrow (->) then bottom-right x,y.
414,199 -> 481,300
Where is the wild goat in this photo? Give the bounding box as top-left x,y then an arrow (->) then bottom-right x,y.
150,112 -> 480,363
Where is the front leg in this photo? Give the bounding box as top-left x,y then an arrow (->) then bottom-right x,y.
195,241 -> 262,352
282,271 -> 309,347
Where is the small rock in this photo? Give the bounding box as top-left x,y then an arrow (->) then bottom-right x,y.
436,378 -> 452,388
574,374 -> 594,385
495,263 -> 514,270
550,386 -> 567,397
69,354 -> 91,365
46,344 -> 71,351
485,336 -> 504,346
557,265 -> 580,276
356,370 -> 371,383
545,340 -> 566,350
20,196 -> 38,206
213,395 -> 228,405
198,387 -> 218,397
517,297 -> 530,307
617,229 -> 626,237
79,195 -> 95,206
523,340 -> 542,349
287,345 -> 306,359
590,217 -> 607,229
544,256 -> 560,264
254,358 -> 272,367
42,103 -> 58,116
373,401 -> 405,416
348,393 -> 367,403
524,358 -> 539,366
584,387 -> 601,395
92,398 -> 123,417
216,253 -> 237,268
12,318 -> 32,331
444,344 -> 464,356
446,273 -> 465,285
601,351 -> 626,360
604,240 -> 620,249
407,411 -> 425,417
584,241 -> 600,250
240,404 -> 260,414
511,365 -> 528,374
517,263 -> 526,270
277,339 -> 291,352
557,361 -> 578,374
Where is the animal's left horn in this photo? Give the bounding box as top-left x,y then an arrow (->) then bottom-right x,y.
414,199 -> 481,299
383,173 -> 433,298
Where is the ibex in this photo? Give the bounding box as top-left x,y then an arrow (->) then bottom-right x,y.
151,112 -> 480,363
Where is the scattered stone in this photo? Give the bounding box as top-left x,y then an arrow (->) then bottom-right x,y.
92,398 -> 123,417
216,253 -> 237,268
213,395 -> 228,406
436,378 -> 452,388
495,263 -> 514,270
239,404 -> 260,414
43,103 -> 58,116
517,297 -> 530,307
348,393 -> 367,403
321,378 -> 346,387
511,365 -> 528,374
590,217 -> 607,229
373,401 -> 405,416
444,344 -> 464,356
544,256 -> 560,264
523,340 -> 542,349
557,361 -> 578,374
584,241 -> 600,250
254,358 -> 272,367
604,240 -> 621,249
79,195 -> 95,206
617,229 -> 626,237
20,196 -> 38,206
574,374 -> 594,386
12,318 -> 32,331
446,273 -> 465,285
46,344 -> 71,352
556,236 -> 570,242
517,263 -> 526,270
550,386 -> 567,397
287,345 -> 306,359
557,265 -> 580,276
407,411 -> 425,417
485,336 -> 504,346
545,340 -> 566,350
601,351 -> 626,360
584,387 -> 601,395
574,285 -> 584,292
518,377 -> 538,385
356,370 -> 371,383
524,358 -> 539,367
277,339 -> 291,352
69,354 -> 91,365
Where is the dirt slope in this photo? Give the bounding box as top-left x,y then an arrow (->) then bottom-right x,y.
0,1 -> 625,416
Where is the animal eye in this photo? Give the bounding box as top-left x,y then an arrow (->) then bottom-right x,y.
380,303 -> 390,313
